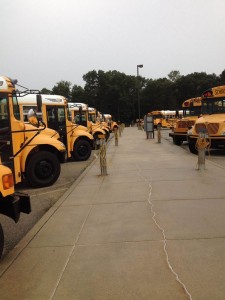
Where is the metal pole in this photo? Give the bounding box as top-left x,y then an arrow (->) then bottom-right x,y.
157,124 -> 161,143
137,66 -> 140,124
115,128 -> 118,146
137,64 -> 143,130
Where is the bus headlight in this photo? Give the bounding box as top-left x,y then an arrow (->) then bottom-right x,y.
3,173 -> 14,190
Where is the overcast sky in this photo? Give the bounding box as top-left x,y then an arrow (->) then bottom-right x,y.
1,0 -> 225,90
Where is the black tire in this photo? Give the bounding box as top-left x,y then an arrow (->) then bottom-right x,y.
0,224 -> 4,259
104,130 -> 110,141
173,137 -> 182,146
26,151 -> 61,188
72,139 -> 92,161
188,142 -> 198,154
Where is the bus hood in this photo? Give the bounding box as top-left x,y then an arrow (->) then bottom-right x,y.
24,123 -> 60,139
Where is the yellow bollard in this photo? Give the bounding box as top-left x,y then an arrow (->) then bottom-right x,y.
196,133 -> 210,170
119,126 -> 122,137
98,135 -> 107,176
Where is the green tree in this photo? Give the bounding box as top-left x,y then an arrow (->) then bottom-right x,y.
40,88 -> 52,94
175,72 -> 219,107
71,85 -> 85,102
52,80 -> 72,98
44,69 -> 223,122
141,77 -> 177,113
168,70 -> 181,82
83,70 -> 139,123
219,69 -> 225,85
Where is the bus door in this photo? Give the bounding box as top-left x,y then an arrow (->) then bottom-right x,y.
80,110 -> 87,127
46,106 -> 67,146
0,95 -> 14,171
73,109 -> 87,127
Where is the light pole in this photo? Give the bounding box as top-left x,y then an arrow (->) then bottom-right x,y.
137,64 -> 143,129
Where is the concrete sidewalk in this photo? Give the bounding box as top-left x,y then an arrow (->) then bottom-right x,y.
0,127 -> 225,300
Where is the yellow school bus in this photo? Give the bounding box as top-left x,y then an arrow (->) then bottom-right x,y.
149,111 -> 164,128
68,102 -> 107,146
90,108 -> 110,140
169,97 -> 202,145
18,94 -> 94,161
163,110 -> 183,128
187,86 -> 225,153
149,110 -> 180,128
98,111 -> 112,136
0,163 -> 31,258
0,76 -> 66,188
103,114 -> 118,132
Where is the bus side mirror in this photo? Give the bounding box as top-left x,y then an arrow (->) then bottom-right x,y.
36,94 -> 42,112
27,109 -> 39,127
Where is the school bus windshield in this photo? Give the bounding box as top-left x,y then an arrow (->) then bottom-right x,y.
183,106 -> 201,117
202,98 -> 225,114
0,96 -> 9,129
151,113 -> 163,119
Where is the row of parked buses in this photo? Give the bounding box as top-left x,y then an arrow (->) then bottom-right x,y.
169,97 -> 202,146
0,75 -> 117,257
169,85 -> 225,154
149,110 -> 183,129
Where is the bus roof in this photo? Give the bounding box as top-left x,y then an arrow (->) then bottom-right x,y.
149,110 -> 162,115
149,110 -> 181,115
202,86 -> 225,98
161,110 -> 176,114
18,94 -> 67,105
68,102 -> 88,110
88,107 -> 96,112
182,97 -> 202,108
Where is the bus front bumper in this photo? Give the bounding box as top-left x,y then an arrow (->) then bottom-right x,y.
0,192 -> 31,223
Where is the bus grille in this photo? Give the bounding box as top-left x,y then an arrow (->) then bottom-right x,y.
195,123 -> 219,134
177,120 -> 195,128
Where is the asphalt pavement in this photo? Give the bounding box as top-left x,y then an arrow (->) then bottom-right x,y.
0,127 -> 225,300
0,154 -> 96,257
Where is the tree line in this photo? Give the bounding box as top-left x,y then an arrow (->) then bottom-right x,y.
41,69 -> 225,124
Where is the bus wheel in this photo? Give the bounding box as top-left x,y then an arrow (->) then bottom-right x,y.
73,140 -> 92,161
26,151 -> 61,188
104,131 -> 110,141
188,142 -> 198,154
173,137 -> 182,146
0,224 -> 4,259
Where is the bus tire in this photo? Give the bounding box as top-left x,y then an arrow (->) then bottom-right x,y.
73,140 -> 92,161
104,131 -> 110,141
0,224 -> 4,259
173,137 -> 182,146
26,151 -> 61,188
